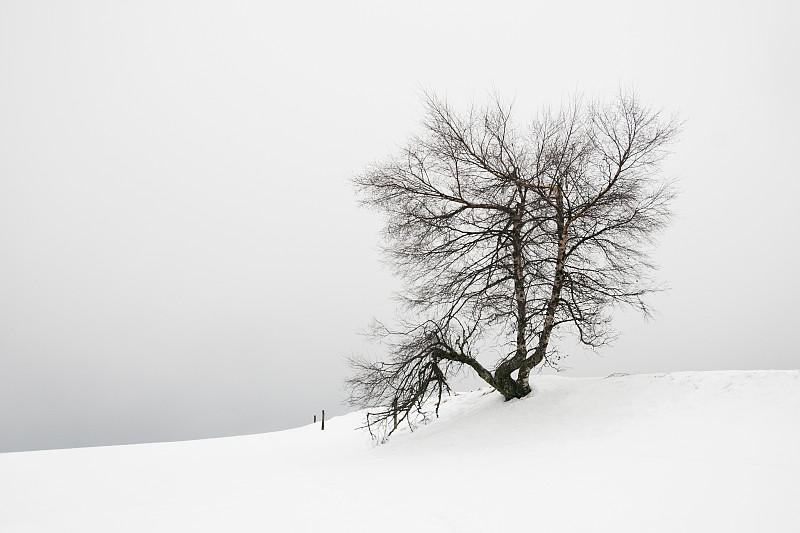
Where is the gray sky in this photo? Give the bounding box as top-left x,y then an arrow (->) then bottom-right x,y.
1,0 -> 798,452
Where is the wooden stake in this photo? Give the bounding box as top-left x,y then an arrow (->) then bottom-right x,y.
313,415 -> 316,423
393,398 -> 398,431
321,409 -> 325,431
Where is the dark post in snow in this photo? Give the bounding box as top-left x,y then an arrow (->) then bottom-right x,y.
393,398 -> 398,431
314,415 -> 316,423
321,410 -> 325,431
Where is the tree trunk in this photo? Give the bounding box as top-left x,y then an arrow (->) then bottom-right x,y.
516,186 -> 568,396
491,211 -> 529,400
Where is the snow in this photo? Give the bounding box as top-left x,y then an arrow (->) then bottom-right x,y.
2,370 -> 799,532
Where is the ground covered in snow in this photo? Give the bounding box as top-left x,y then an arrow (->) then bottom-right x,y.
2,370 -> 799,532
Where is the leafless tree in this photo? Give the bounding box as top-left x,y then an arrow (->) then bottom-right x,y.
347,91 -> 679,434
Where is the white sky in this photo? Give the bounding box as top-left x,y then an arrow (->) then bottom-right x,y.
1,0 -> 798,452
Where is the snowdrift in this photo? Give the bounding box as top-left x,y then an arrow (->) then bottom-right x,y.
2,370 -> 799,532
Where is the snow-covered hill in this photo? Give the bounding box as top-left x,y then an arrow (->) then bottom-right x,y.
2,371 -> 799,532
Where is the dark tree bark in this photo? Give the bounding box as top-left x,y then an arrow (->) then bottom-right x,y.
347,91 -> 679,432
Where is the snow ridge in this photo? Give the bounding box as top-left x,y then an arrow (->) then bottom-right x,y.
2,370 -> 798,532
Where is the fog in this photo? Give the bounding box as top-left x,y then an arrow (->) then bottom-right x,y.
1,0 -> 798,452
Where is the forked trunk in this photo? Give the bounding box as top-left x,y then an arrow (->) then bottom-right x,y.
514,188 -> 569,397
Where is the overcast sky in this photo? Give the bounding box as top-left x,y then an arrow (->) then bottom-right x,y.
1,0 -> 798,452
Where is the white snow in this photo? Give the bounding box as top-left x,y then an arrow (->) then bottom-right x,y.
2,370 -> 799,532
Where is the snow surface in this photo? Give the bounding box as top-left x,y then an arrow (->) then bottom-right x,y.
2,370 -> 799,532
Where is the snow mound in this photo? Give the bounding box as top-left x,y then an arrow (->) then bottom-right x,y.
2,370 -> 799,532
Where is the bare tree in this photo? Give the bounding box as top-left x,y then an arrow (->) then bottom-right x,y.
347,91 -> 679,433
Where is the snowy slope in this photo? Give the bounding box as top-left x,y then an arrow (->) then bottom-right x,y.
2,371 -> 799,532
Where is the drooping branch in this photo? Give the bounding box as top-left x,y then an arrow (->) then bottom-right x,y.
345,319 -> 494,438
